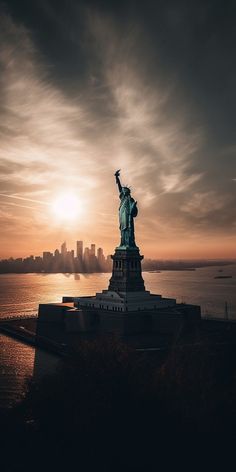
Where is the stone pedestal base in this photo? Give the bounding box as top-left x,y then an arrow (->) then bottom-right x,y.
78,289 -> 176,312
108,247 -> 145,292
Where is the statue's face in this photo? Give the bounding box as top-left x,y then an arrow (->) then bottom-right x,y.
123,187 -> 130,196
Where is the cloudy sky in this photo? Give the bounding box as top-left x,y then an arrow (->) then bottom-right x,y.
0,0 -> 235,259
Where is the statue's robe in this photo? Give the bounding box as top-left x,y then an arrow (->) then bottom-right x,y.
119,190 -> 138,247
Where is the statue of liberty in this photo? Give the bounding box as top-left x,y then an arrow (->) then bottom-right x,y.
114,169 -> 138,248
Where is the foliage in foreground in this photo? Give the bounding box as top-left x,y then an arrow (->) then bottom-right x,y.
1,336 -> 236,470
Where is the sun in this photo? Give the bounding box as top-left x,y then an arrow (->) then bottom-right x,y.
51,193 -> 81,222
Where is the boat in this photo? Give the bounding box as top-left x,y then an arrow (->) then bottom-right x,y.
214,275 -> 232,279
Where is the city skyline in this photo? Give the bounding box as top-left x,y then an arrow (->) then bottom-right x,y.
0,235 -> 234,276
0,239 -> 112,273
1,236 -> 235,263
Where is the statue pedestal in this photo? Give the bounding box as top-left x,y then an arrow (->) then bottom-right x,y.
108,247 -> 145,292
78,247 -> 176,314
78,289 -> 176,313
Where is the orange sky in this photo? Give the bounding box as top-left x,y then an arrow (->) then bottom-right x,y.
1,188 -> 235,260
0,7 -> 235,260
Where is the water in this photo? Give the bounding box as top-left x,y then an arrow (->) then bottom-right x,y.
0,265 -> 236,319
0,266 -> 236,407
0,335 -> 60,408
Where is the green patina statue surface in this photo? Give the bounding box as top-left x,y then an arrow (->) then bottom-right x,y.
114,170 -> 138,249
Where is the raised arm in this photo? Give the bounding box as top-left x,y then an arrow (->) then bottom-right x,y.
114,169 -> 122,194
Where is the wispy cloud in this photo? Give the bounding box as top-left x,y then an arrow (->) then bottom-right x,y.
0,193 -> 49,205
181,191 -> 231,218
0,6 -> 235,258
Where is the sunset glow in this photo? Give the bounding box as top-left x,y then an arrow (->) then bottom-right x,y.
51,194 -> 81,222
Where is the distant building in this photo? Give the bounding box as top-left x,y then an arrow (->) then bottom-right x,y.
65,250 -> 75,272
97,247 -> 103,258
43,252 -> 53,263
84,247 -> 90,259
35,256 -> 43,271
90,244 -> 96,256
61,241 -> 67,257
42,252 -> 53,271
54,249 -> 60,258
97,247 -> 105,269
35,256 -> 42,263
76,241 -> 83,259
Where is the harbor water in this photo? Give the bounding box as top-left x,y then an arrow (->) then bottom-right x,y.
0,265 -> 236,407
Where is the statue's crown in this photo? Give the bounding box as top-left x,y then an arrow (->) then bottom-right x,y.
123,186 -> 131,193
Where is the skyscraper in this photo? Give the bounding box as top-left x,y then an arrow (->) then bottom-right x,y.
97,247 -> 105,270
76,240 -> 83,259
91,243 -> 96,256
61,241 -> 67,257
43,251 -> 52,262
97,247 -> 104,260
84,247 -> 90,259
43,252 -> 53,270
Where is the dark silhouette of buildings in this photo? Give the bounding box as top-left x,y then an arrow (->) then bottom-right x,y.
0,241 -> 112,274
0,243 -> 233,275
